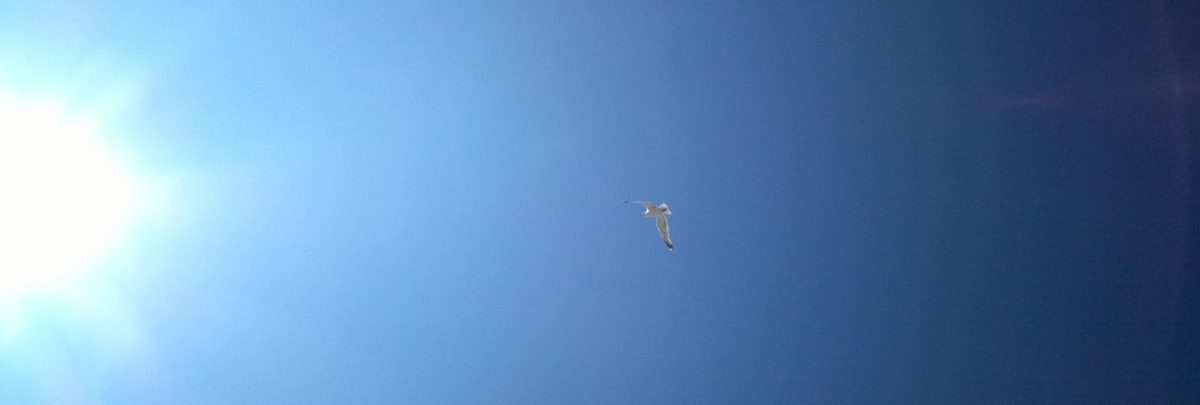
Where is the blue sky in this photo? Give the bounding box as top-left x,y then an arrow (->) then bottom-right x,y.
1,1 -> 1197,404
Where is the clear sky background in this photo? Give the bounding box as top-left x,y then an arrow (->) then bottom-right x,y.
0,1 -> 1197,404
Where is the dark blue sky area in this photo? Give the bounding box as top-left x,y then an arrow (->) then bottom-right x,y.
0,1 -> 1196,404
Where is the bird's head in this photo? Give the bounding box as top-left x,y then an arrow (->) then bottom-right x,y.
659,203 -> 671,215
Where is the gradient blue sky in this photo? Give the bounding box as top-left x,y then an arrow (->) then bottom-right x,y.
1,1 -> 1197,404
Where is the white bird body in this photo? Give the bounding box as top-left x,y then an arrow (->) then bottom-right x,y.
625,200 -> 673,250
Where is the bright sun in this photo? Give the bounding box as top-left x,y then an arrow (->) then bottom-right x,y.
0,97 -> 136,300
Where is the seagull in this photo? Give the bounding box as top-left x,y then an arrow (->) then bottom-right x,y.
625,200 -> 673,250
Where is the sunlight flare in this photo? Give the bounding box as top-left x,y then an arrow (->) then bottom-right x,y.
0,97 -> 136,299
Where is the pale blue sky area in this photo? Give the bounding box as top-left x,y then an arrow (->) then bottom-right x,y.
1,1 -> 1196,404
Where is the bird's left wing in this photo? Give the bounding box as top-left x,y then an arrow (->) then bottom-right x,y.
655,214 -> 673,250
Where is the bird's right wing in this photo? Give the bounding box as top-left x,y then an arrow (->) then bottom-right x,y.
625,200 -> 657,210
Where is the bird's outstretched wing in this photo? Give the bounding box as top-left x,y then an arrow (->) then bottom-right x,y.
625,200 -> 657,211
656,214 -> 673,250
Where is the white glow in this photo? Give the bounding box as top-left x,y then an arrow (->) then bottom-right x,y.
0,98 -> 136,300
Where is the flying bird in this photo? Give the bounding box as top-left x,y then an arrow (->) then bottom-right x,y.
626,200 -> 673,250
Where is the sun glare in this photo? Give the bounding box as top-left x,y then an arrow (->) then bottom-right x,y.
0,97 -> 136,301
